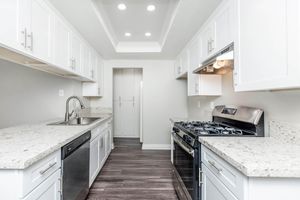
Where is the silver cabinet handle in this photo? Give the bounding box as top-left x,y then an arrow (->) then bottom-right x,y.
39,162 -> 57,175
21,28 -> 27,48
73,59 -> 76,70
132,96 -> 135,107
210,39 -> 214,52
27,32 -> 33,51
208,160 -> 222,173
98,87 -> 101,95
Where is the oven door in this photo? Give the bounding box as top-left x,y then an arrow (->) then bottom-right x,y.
173,133 -> 199,200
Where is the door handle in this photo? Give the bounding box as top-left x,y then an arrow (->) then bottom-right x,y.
39,162 -> 57,175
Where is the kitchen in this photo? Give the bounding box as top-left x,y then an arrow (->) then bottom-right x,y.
0,0 -> 300,200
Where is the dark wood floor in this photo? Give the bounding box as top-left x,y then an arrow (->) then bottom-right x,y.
86,138 -> 178,200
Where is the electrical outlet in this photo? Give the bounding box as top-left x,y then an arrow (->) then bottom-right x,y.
59,89 -> 64,97
210,102 -> 215,109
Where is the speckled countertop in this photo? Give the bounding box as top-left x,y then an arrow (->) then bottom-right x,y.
199,121 -> 300,178
0,108 -> 112,170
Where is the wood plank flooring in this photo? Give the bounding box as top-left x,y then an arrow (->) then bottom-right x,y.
86,138 -> 178,200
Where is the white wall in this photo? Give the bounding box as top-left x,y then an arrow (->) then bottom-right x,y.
90,60 -> 188,146
188,72 -> 300,134
0,59 -> 83,128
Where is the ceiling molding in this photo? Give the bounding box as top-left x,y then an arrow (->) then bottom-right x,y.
91,0 -> 180,53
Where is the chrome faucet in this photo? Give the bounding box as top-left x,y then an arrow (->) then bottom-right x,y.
65,96 -> 86,122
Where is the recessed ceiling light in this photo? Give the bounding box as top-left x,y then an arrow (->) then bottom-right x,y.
125,32 -> 131,37
118,3 -> 127,10
147,5 -> 156,12
145,32 -> 152,37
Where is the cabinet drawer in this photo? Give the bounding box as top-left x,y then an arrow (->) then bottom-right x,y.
201,146 -> 245,199
91,122 -> 108,140
21,150 -> 61,197
202,165 -> 238,200
22,169 -> 61,200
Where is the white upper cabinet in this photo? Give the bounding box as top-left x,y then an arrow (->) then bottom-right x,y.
82,54 -> 104,97
30,0 -> 54,62
215,0 -> 234,52
201,22 -> 216,60
200,0 -> 234,63
0,0 -> 31,52
174,56 -> 182,78
70,33 -> 82,73
234,0 -> 300,91
53,16 -> 71,69
0,0 -> 100,82
175,50 -> 188,79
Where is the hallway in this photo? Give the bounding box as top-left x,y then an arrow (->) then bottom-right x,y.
87,138 -> 178,200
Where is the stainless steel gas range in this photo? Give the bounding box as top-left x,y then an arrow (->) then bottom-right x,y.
171,105 -> 264,200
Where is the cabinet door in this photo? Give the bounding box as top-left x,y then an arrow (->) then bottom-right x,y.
70,33 -> 81,73
234,0 -> 300,91
53,17 -> 71,69
22,169 -> 61,200
89,50 -> 97,80
30,0 -> 54,62
0,0 -> 30,52
105,129 -> 111,155
80,42 -> 90,76
97,56 -> 104,96
174,56 -> 182,77
202,23 -> 216,60
189,36 -> 202,71
181,50 -> 189,74
89,137 -> 100,186
215,0 -> 234,52
202,165 -> 238,200
99,135 -> 106,167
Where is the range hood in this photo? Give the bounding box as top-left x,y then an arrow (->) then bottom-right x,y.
193,44 -> 234,75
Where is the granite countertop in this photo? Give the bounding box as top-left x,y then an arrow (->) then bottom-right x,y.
0,108 -> 112,170
199,121 -> 300,178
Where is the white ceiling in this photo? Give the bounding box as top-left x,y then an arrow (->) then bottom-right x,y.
49,0 -> 222,59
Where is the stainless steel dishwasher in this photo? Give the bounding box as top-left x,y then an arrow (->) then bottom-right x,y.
62,131 -> 91,200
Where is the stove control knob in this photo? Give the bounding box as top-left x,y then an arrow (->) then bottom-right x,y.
172,127 -> 180,133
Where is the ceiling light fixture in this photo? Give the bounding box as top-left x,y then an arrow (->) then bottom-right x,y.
145,32 -> 152,37
147,5 -> 156,12
118,3 -> 127,10
125,32 -> 131,37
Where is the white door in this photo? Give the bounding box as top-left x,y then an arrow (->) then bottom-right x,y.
30,0 -> 53,62
113,68 -> 142,138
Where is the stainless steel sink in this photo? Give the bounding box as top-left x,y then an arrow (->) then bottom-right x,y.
48,117 -> 101,126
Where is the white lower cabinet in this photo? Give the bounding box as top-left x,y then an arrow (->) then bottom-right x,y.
89,120 -> 113,187
22,169 -> 61,200
201,145 -> 300,200
0,150 -> 62,200
202,165 -> 237,200
89,134 -> 100,186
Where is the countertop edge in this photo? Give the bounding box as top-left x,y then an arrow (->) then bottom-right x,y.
199,138 -> 300,178
2,115 -> 113,170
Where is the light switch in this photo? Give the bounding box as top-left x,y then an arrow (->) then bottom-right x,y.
197,100 -> 201,108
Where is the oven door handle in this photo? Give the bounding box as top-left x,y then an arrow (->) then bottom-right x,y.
173,134 -> 194,157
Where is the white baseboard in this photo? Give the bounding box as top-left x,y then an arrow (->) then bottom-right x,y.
114,136 -> 140,138
142,144 -> 171,150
